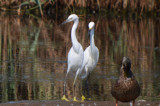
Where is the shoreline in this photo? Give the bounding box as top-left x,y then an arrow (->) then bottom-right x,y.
1,100 -> 160,106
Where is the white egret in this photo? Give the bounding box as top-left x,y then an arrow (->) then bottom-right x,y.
61,14 -> 84,101
81,22 -> 99,101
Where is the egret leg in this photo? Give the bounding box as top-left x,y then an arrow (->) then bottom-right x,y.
116,100 -> 118,106
61,66 -> 70,101
86,73 -> 91,100
81,68 -> 89,102
81,80 -> 86,102
81,77 -> 90,102
73,69 -> 80,101
81,77 -> 86,102
63,71 -> 69,95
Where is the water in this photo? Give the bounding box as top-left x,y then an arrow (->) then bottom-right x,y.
0,13 -> 160,103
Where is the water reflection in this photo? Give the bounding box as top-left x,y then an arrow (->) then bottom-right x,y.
0,14 -> 160,103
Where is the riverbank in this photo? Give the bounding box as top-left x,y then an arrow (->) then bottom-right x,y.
1,100 -> 160,106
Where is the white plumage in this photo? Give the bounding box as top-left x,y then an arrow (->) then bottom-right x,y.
61,18 -> 99,102
81,22 -> 99,79
61,14 -> 84,101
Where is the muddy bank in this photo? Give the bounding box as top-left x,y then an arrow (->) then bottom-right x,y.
0,100 -> 160,106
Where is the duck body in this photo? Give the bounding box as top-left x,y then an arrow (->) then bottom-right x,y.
111,70 -> 140,102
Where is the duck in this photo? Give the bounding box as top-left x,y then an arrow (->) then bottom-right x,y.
111,57 -> 140,106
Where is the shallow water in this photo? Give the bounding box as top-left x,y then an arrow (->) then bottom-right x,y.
0,13 -> 160,103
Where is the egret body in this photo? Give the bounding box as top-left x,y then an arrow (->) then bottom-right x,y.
81,22 -> 99,101
61,14 -> 84,101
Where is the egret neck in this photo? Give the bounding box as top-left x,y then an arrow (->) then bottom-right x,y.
90,28 -> 96,57
71,19 -> 80,53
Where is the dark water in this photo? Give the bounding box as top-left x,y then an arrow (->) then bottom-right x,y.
0,13 -> 160,103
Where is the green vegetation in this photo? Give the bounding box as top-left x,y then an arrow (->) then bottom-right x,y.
0,0 -> 159,16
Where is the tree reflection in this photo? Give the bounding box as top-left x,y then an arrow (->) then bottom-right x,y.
0,13 -> 159,102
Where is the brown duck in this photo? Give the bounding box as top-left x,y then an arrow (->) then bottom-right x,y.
111,57 -> 140,106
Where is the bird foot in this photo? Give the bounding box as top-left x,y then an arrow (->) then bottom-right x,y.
73,97 -> 78,102
81,95 -> 86,102
61,95 -> 69,101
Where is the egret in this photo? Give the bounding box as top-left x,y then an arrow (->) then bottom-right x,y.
61,14 -> 84,101
81,22 -> 99,101
111,57 -> 140,106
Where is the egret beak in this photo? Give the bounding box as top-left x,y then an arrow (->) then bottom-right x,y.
88,28 -> 92,38
88,30 -> 90,38
61,20 -> 68,25
60,18 -> 72,26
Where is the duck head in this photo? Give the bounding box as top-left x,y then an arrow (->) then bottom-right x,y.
121,57 -> 133,78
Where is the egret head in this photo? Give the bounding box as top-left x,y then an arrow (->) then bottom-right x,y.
88,22 -> 95,37
88,22 -> 95,30
61,14 -> 79,25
